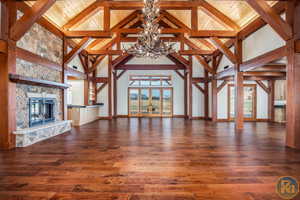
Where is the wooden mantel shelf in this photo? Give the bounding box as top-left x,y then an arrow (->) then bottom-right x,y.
9,74 -> 70,89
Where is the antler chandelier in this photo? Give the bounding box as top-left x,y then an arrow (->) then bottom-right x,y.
123,0 -> 176,59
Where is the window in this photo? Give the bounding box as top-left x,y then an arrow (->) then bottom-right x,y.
129,75 -> 172,87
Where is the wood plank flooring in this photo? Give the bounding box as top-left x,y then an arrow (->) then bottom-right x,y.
0,118 -> 300,200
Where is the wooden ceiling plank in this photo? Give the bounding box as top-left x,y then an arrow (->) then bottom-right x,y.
210,37 -> 237,64
246,0 -> 292,41
64,37 -> 91,64
10,0 -> 56,41
62,1 -> 102,30
240,46 -> 287,71
198,0 -> 240,31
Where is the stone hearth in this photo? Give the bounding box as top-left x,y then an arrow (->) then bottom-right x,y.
14,120 -> 71,147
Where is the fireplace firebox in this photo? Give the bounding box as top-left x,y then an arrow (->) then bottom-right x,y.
29,97 -> 55,127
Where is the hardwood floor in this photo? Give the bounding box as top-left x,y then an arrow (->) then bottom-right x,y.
0,118 -> 299,200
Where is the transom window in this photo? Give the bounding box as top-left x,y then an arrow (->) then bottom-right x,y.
129,75 -> 172,87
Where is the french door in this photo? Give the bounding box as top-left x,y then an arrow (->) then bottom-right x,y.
228,84 -> 257,120
128,88 -> 173,117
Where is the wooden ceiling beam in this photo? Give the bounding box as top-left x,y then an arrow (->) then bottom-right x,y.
253,64 -> 286,71
210,37 -> 237,64
220,75 -> 286,81
217,80 -> 227,93
193,83 -> 205,93
64,37 -> 91,64
192,77 -> 207,83
90,77 -> 109,83
240,46 -> 287,71
103,1 -> 197,10
96,82 -> 108,94
246,0 -> 292,41
255,80 -> 270,93
243,71 -> 286,76
195,55 -> 215,74
197,0 -> 240,31
88,55 -> 106,73
190,30 -> 237,38
16,1 -> 64,39
64,31 -> 112,38
116,64 -> 185,70
88,50 -> 123,55
10,0 -> 56,41
62,1 -> 102,30
117,28 -> 186,34
112,53 -> 134,68
179,50 -> 214,55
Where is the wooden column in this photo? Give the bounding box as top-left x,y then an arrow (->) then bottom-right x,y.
188,56 -> 193,119
184,69 -> 188,118
93,70 -> 97,104
84,56 -> 90,106
62,37 -> 68,120
108,55 -> 112,119
0,0 -> 17,149
286,0 -> 300,149
113,70 -> 117,117
211,57 -> 217,122
268,79 -> 275,122
234,38 -> 244,131
204,70 -> 209,120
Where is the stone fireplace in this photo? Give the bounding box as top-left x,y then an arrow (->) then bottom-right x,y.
29,97 -> 55,127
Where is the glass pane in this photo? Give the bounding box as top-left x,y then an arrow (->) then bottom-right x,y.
230,86 -> 235,118
151,89 -> 161,115
140,80 -> 150,87
162,89 -> 172,115
244,86 -> 254,118
229,86 -> 255,119
140,89 -> 150,114
151,80 -> 161,86
129,89 -> 139,115
162,80 -> 171,86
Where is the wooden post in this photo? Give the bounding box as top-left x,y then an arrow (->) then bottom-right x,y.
188,56 -> 193,119
84,56 -> 90,106
113,70 -> 117,117
204,70 -> 209,120
286,0 -> 300,149
93,71 -> 97,104
108,55 -> 112,119
62,37 -> 68,120
211,57 -> 217,122
184,69 -> 188,118
0,0 -> 17,149
268,79 -> 275,122
234,37 -> 244,131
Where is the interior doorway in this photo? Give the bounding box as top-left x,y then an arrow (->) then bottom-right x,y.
128,75 -> 173,117
228,84 -> 257,120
